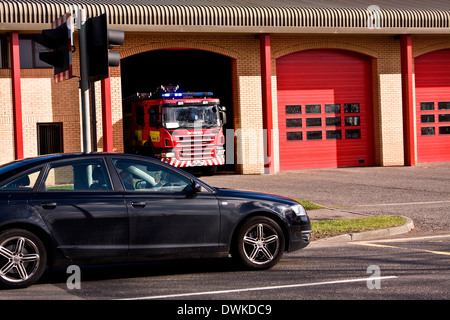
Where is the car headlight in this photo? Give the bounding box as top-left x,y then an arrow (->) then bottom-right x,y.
290,204 -> 307,216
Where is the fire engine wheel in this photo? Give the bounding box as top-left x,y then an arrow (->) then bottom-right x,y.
232,216 -> 285,270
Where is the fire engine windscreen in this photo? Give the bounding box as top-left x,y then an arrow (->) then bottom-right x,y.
163,105 -> 220,129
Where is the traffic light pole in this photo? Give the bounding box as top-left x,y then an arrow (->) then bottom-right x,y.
78,8 -> 92,153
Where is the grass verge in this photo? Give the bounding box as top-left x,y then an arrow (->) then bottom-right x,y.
295,200 -> 326,211
310,215 -> 407,241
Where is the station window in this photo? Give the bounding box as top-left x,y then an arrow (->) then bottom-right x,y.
325,104 -> 341,114
37,123 -> 63,155
345,116 -> 360,126
307,131 -> 322,140
439,126 -> 450,135
438,114 -> 450,122
305,105 -> 321,114
287,131 -> 302,141
326,130 -> 342,140
286,118 -> 302,128
344,103 -> 360,113
306,118 -> 321,127
345,129 -> 361,139
421,127 -> 435,136
286,105 -> 301,115
438,102 -> 450,110
19,36 -> 52,69
421,115 -> 435,123
326,117 -> 341,126
421,102 -> 435,111
0,35 -> 8,69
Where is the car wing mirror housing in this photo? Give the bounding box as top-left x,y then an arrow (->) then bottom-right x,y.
193,181 -> 202,192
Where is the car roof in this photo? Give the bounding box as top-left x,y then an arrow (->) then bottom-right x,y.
0,153 -> 160,177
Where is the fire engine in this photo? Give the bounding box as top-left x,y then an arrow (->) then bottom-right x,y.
124,85 -> 226,174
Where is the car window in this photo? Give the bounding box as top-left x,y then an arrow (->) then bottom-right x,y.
43,158 -> 112,191
0,169 -> 41,191
112,158 -> 193,192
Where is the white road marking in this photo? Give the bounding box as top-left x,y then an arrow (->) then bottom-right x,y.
355,200 -> 450,207
118,276 -> 398,300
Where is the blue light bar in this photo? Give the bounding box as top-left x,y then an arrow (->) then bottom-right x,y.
162,92 -> 183,98
185,92 -> 213,97
161,92 -> 213,98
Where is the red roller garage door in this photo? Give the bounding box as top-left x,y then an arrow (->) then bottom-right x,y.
415,49 -> 450,163
277,49 -> 374,170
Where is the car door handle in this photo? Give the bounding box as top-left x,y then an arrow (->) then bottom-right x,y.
131,201 -> 146,209
41,202 -> 57,210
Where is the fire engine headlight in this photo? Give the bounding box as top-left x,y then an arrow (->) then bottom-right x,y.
215,146 -> 224,156
161,152 -> 175,158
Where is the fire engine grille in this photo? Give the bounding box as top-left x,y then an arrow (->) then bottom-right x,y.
176,135 -> 215,160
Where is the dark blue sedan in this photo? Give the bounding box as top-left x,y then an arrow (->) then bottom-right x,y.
0,153 -> 311,289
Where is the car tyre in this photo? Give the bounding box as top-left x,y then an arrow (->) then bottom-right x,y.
233,216 -> 285,270
0,229 -> 47,289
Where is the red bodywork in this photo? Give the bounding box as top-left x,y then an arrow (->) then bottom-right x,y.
129,94 -> 225,170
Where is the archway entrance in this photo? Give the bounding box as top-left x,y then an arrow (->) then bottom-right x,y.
120,49 -> 234,172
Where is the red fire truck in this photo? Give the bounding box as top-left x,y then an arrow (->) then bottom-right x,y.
125,85 -> 226,174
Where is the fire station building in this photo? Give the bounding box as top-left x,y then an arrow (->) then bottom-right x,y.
1,0 -> 450,174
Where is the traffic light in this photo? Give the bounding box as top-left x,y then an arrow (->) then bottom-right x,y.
86,13 -> 124,82
35,22 -> 72,80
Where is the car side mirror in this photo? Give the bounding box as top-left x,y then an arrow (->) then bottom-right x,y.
193,181 -> 202,193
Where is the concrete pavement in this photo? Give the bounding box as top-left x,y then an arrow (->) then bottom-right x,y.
201,162 -> 450,241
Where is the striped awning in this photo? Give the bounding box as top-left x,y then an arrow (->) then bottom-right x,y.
1,0 -> 450,34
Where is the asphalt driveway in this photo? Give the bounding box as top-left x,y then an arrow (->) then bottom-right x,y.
202,162 -> 450,233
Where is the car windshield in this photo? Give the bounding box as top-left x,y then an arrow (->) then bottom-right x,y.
162,105 -> 220,129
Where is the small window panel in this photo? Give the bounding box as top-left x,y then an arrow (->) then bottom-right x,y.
420,102 -> 435,111
306,118 -> 322,127
345,129 -> 361,139
438,102 -> 450,110
421,127 -> 435,136
0,169 -> 41,191
345,116 -> 360,126
287,131 -> 302,141
325,104 -> 341,114
438,114 -> 450,122
113,158 -> 194,192
344,103 -> 360,113
326,130 -> 342,140
37,123 -> 63,155
286,118 -> 302,128
421,115 -> 435,123
286,105 -> 301,115
326,117 -> 341,126
307,131 -> 322,140
305,105 -> 321,114
136,106 -> 145,127
44,159 -> 112,191
439,126 -> 450,135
